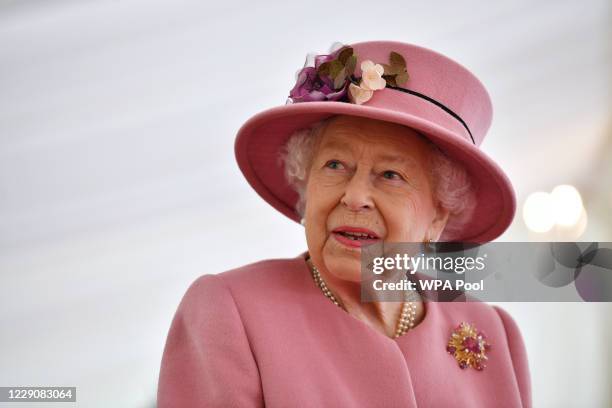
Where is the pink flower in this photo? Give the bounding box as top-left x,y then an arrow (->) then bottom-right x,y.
348,82 -> 373,105
347,60 -> 386,105
360,60 -> 386,91
287,44 -> 404,106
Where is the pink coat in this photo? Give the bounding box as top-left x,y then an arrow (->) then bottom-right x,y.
157,251 -> 531,407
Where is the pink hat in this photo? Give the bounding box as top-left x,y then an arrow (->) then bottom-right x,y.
234,40 -> 516,243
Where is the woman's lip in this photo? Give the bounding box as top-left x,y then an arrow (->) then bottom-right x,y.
332,226 -> 380,238
332,232 -> 380,248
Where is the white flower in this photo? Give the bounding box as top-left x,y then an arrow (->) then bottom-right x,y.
348,82 -> 374,105
360,60 -> 386,91
347,60 -> 387,105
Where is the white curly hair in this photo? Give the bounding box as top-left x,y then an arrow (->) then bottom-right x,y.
277,116 -> 478,241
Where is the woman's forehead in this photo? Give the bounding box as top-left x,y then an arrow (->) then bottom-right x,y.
317,117 -> 429,158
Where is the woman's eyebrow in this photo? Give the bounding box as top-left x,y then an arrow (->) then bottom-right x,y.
376,154 -> 419,167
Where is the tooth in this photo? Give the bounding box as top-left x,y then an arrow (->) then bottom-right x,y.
342,230 -> 378,238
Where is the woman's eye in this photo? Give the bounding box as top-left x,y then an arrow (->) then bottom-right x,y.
382,170 -> 403,180
325,160 -> 344,170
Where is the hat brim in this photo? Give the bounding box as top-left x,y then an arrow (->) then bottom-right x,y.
234,101 -> 516,243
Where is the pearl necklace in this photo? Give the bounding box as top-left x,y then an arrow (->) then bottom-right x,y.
307,259 -> 418,338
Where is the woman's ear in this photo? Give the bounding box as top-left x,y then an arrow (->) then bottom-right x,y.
427,204 -> 450,241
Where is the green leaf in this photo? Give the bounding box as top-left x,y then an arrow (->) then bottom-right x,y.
334,68 -> 347,89
395,71 -> 409,86
381,63 -> 395,75
337,47 -> 353,65
389,51 -> 406,69
329,60 -> 344,78
345,55 -> 357,75
317,61 -> 330,76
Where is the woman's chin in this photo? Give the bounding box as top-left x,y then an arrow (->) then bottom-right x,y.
328,267 -> 361,283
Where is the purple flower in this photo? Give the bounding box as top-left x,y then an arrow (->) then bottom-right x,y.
288,67 -> 348,102
288,48 -> 350,103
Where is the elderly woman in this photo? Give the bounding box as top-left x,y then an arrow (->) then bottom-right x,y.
157,41 -> 531,407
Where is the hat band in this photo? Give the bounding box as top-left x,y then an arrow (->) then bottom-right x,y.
385,84 -> 475,145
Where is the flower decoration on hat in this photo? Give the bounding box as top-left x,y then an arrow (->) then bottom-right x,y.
287,43 -> 410,105
446,322 -> 491,371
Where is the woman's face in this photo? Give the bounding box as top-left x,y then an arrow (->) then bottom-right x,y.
304,115 -> 450,281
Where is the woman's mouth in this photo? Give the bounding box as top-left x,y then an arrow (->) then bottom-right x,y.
332,227 -> 381,248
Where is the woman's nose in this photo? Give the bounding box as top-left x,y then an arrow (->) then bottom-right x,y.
340,170 -> 374,212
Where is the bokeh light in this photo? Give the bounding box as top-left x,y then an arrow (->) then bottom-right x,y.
551,184 -> 584,226
523,191 -> 555,232
523,185 -> 588,235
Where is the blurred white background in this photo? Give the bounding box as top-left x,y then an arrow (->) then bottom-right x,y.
1,0 -> 611,406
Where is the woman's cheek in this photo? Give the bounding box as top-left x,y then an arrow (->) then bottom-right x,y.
312,176 -> 346,210
304,216 -> 326,267
304,188 -> 333,251
380,195 -> 420,241
408,196 -> 437,241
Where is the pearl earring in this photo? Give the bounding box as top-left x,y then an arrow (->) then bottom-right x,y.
300,218 -> 306,226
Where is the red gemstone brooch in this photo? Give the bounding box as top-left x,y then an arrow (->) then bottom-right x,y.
446,322 -> 491,371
